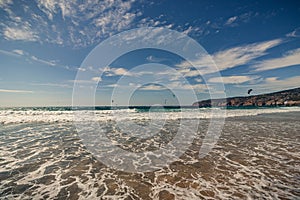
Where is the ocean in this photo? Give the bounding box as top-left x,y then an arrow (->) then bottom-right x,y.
0,107 -> 299,199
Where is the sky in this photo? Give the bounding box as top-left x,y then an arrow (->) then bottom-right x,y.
0,0 -> 300,106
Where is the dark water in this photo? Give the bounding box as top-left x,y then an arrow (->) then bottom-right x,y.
0,112 -> 299,199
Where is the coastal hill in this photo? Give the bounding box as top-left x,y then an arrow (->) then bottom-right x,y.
193,87 -> 300,107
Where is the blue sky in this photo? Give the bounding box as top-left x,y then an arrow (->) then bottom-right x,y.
0,0 -> 300,106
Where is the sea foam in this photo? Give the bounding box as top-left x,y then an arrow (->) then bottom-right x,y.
1,107 -> 300,124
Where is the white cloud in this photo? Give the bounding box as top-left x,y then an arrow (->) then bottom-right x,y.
140,80 -> 207,92
113,68 -> 129,76
0,0 -> 12,8
286,27 -> 300,38
182,70 -> 201,78
0,49 -> 27,57
225,16 -> 237,26
0,1 -> 209,48
31,56 -> 38,60
1,0 -> 141,47
137,82 -> 207,92
213,39 -> 282,71
166,81 -> 207,92
91,77 -> 102,82
253,48 -> 300,71
146,55 -> 169,63
190,84 -> 207,91
58,1 -> 74,19
105,67 -> 131,76
0,49 -> 73,70
31,56 -> 56,66
222,12 -> 258,28
0,89 -> 33,93
176,38 -> 283,75
194,77 -> 202,83
139,84 -> 166,91
183,26 -> 194,35
208,76 -> 253,84
36,0 -> 76,20
3,26 -> 38,41
31,82 -> 72,88
71,80 -> 95,84
34,0 -> 140,47
36,0 -> 57,20
70,76 -> 102,85
0,49 -> 20,57
12,49 -> 25,55
243,76 -> 300,93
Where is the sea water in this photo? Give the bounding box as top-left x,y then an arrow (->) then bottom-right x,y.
0,107 -> 299,199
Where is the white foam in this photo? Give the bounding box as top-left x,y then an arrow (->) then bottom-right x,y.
1,113 -> 299,199
0,107 -> 300,124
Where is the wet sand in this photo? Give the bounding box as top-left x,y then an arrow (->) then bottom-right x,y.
0,112 -> 299,199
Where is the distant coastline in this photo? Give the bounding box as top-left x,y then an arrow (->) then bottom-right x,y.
193,87 -> 300,107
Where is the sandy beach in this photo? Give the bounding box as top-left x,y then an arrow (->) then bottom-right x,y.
0,109 -> 299,199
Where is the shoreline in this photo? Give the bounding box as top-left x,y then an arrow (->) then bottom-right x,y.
225,110 -> 300,121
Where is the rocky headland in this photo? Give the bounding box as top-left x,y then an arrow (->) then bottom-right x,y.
193,87 -> 300,107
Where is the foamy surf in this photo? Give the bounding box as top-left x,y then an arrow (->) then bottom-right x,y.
0,108 -> 299,199
1,107 -> 300,124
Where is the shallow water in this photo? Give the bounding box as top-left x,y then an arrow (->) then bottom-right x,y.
0,110 -> 299,199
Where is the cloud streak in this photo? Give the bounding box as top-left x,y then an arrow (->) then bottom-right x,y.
286,27 -> 300,38
208,76 -> 254,84
12,49 -> 24,55
176,38 -> 283,75
104,67 -> 131,77
212,39 -> 282,71
0,49 -> 21,57
31,55 -> 56,67
225,16 -> 237,26
0,48 -> 73,70
236,76 -> 300,94
0,89 -> 33,93
253,48 -> 300,72
262,76 -> 300,90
